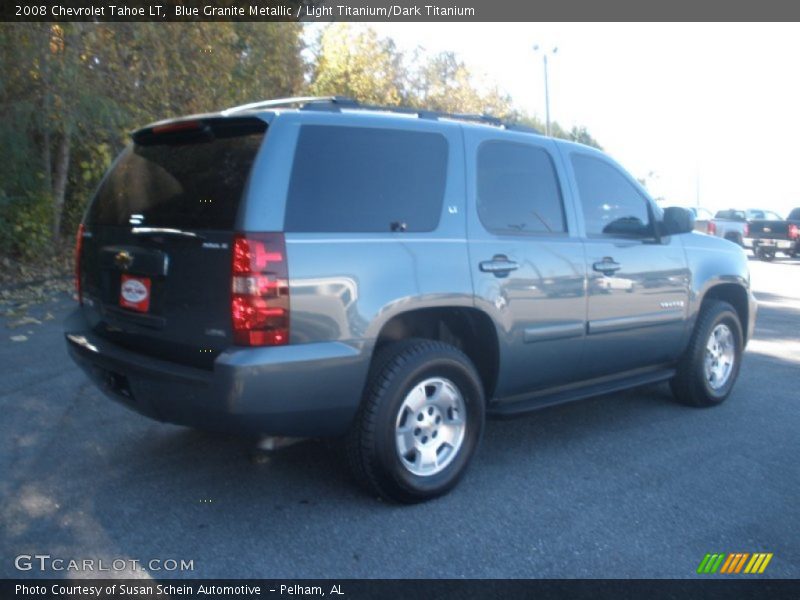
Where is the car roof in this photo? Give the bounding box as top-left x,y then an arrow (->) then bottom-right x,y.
136,96 -> 546,139
133,96 -> 609,158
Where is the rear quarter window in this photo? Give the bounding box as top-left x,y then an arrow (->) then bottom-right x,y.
284,125 -> 448,233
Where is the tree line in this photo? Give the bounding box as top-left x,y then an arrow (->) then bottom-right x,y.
0,23 -> 601,259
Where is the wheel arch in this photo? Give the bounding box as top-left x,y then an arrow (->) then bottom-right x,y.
699,282 -> 751,344
370,306 -> 500,401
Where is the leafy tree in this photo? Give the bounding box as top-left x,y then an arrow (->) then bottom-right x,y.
408,51 -> 513,117
0,22 -> 305,252
308,24 -> 405,105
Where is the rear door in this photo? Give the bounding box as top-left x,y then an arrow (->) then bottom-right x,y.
564,151 -> 690,379
465,131 -> 587,400
79,117 -> 267,368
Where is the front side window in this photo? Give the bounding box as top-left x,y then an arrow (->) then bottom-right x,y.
476,141 -> 566,235
571,154 -> 653,238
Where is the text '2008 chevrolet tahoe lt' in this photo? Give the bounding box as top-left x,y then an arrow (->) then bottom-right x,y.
65,97 -> 757,503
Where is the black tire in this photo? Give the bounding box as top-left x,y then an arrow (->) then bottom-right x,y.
754,246 -> 775,261
670,300 -> 743,407
725,233 -> 743,247
346,339 -> 485,503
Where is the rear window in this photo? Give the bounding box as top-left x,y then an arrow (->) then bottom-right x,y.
715,210 -> 745,221
285,125 -> 448,233
87,130 -> 265,230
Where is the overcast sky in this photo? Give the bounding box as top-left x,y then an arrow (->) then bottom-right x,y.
308,23 -> 800,216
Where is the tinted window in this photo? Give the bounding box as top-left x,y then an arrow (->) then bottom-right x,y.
88,132 -> 264,230
715,210 -> 746,221
285,126 -> 448,233
571,154 -> 652,237
789,208 -> 800,221
746,209 -> 782,220
476,141 -> 566,235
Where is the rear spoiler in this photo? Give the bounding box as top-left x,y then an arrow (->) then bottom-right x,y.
132,116 -> 267,145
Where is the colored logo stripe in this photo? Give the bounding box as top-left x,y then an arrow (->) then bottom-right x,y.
697,553 -> 725,574
697,553 -> 773,574
744,553 -> 773,574
720,553 -> 749,573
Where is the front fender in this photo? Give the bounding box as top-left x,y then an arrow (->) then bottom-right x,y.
681,232 -> 756,346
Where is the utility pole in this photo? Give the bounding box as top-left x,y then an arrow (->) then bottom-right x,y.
533,45 -> 558,136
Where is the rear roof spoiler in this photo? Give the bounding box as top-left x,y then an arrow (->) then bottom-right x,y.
131,116 -> 267,145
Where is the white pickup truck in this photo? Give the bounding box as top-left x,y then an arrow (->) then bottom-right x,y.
706,209 -> 782,248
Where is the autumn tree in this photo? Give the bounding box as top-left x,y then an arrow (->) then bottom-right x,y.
0,22 -> 305,254
308,24 -> 405,105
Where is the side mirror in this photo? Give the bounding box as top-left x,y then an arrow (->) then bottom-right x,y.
662,207 -> 695,236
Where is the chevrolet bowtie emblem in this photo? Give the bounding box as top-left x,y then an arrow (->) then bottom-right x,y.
114,250 -> 134,270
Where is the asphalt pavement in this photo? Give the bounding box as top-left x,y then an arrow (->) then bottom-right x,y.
1,257 -> 798,579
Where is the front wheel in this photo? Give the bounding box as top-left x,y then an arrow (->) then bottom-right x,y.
346,339 -> 485,503
670,300 -> 743,407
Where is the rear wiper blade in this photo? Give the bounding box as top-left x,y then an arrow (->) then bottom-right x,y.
131,227 -> 206,241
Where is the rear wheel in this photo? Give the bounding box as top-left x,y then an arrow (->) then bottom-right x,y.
754,245 -> 776,261
346,339 -> 485,503
670,300 -> 743,407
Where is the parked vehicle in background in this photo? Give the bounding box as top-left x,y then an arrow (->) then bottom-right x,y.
707,210 -> 750,247
706,209 -> 784,248
747,207 -> 800,261
64,96 -> 757,503
685,207 -> 714,233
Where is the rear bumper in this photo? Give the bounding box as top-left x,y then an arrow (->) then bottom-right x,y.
64,308 -> 369,436
746,237 -> 796,251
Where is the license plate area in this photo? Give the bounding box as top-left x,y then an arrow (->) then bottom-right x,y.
120,275 -> 152,313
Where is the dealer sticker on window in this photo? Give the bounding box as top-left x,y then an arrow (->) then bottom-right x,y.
120,275 -> 151,313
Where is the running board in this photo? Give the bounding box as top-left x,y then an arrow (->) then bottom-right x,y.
487,367 -> 676,419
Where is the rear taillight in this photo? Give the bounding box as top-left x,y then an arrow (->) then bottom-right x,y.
707,221 -> 716,235
74,223 -> 85,305
743,223 -> 749,237
231,233 -> 289,346
789,224 -> 799,240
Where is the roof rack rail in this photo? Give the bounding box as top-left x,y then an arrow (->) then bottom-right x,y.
220,96 -> 356,116
220,96 -> 541,134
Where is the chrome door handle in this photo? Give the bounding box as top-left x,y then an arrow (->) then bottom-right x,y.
592,258 -> 621,275
480,256 -> 519,276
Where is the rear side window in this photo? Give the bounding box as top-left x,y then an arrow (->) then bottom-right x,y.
477,141 -> 566,235
715,210 -> 746,221
285,125 -> 448,233
87,131 -> 265,230
789,208 -> 800,221
571,154 -> 653,238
